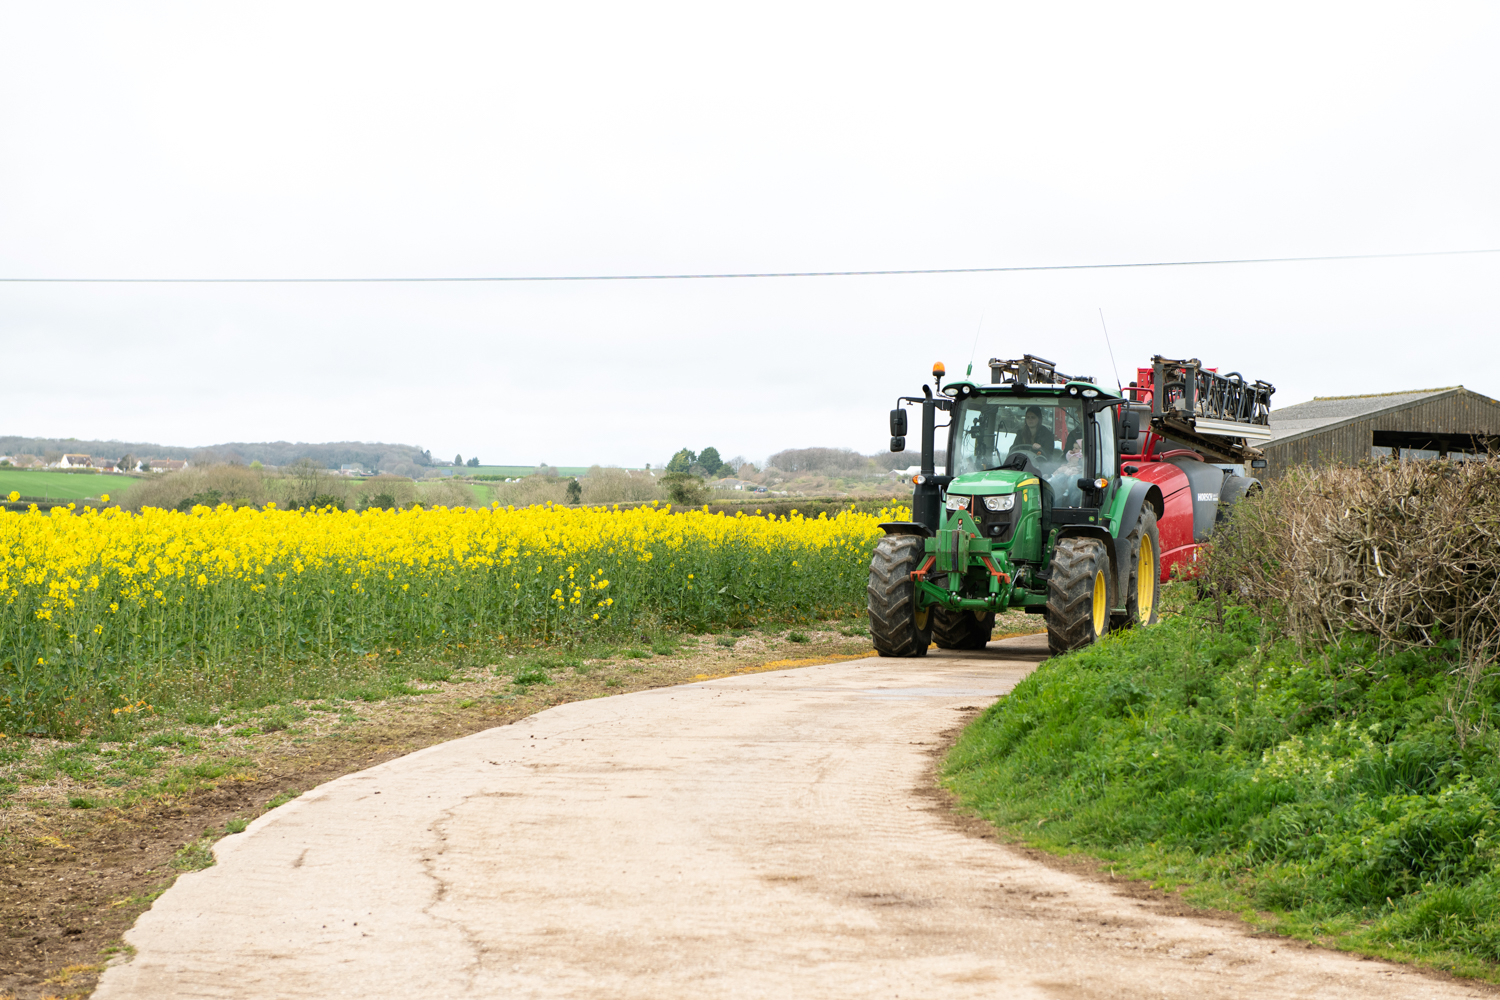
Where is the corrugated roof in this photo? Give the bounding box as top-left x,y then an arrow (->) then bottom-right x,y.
1267,387 -> 1459,441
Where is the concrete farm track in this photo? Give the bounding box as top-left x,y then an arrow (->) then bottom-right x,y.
95,635 -> 1488,999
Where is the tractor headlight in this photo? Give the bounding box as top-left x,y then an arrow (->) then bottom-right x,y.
983,494 -> 1015,512
945,494 -> 971,512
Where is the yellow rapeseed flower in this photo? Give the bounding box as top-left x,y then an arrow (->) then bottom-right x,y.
0,500 -> 908,730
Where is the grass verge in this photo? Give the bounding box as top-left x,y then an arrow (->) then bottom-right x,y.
0,615 -> 914,1000
944,591 -> 1500,983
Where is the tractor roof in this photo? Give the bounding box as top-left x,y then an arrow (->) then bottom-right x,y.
941,379 -> 1118,401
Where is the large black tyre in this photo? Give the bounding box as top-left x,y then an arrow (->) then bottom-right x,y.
1045,536 -> 1114,655
930,607 -> 995,649
1120,507 -> 1162,628
867,535 -> 931,657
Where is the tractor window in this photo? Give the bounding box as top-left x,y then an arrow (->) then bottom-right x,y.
951,396 -> 1085,492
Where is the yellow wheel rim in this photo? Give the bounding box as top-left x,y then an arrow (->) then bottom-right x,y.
1091,570 -> 1107,636
1137,534 -> 1155,621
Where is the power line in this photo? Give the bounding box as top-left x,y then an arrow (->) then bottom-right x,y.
0,247 -> 1496,284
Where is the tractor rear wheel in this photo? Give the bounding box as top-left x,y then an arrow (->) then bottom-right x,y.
1045,536 -> 1114,655
867,535 -> 931,657
930,607 -> 995,650
1122,507 -> 1161,627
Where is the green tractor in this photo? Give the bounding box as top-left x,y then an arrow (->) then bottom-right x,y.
869,355 -> 1164,657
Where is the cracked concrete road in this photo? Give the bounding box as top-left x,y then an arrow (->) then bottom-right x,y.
96,635 -> 1487,999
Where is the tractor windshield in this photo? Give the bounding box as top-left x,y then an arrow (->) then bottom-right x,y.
951,395 -> 1088,505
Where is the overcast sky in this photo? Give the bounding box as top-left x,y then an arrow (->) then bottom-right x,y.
2,3 -> 1496,467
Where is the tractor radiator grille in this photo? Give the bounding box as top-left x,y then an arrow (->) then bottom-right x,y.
978,505 -> 1017,543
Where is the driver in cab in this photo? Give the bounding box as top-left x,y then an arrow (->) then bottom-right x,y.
1013,406 -> 1056,462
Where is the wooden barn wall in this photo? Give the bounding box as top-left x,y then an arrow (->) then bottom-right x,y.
1370,392 -> 1500,436
1262,390 -> 1500,479
1263,421 -> 1372,479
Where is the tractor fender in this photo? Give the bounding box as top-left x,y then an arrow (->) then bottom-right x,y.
1215,476 -> 1259,525
878,521 -> 934,537
1163,455 -> 1228,542
1110,481 -> 1164,601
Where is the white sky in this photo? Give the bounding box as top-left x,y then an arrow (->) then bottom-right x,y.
2,3 -> 1496,466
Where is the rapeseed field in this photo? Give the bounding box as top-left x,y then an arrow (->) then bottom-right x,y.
1,501 -> 899,733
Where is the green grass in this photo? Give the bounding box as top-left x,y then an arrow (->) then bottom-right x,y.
511,666 -> 552,686
265,788 -> 301,810
0,469 -> 119,500
944,597 -> 1500,980
172,837 -> 216,871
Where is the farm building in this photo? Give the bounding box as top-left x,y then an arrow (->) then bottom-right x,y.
1261,386 -> 1500,478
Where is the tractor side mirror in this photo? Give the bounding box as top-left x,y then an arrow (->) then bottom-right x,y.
1119,411 -> 1140,444
890,436 -> 906,452
890,409 -> 908,437
1251,458 -> 1267,469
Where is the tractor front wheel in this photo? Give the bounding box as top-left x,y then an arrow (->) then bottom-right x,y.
1045,536 -> 1114,655
867,535 -> 931,657
930,607 -> 995,650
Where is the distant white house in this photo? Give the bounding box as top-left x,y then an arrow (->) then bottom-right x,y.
57,453 -> 93,468
889,466 -> 922,480
338,464 -> 368,477
711,478 -> 757,491
146,459 -> 189,473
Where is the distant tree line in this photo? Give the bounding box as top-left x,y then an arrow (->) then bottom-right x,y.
0,436 -> 456,480
765,447 -> 871,474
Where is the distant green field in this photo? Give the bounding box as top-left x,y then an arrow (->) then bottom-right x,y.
0,469 -> 122,501
466,483 -> 491,504
465,465 -> 595,478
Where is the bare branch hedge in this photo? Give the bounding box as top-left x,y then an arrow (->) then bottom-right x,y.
1208,458 -> 1500,663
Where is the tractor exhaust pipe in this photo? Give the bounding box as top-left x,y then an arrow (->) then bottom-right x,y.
920,387 -> 936,477
914,386 -> 941,530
